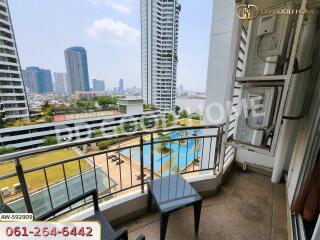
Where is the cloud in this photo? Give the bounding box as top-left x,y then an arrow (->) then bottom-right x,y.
86,18 -> 140,46
88,0 -> 99,5
88,0 -> 132,15
111,2 -> 131,14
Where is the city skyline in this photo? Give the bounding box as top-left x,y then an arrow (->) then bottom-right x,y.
9,0 -> 213,92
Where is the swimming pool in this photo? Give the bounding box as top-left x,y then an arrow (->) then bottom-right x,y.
8,167 -> 116,218
121,130 -> 202,176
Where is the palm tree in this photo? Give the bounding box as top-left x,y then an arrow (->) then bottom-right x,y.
172,166 -> 180,173
158,134 -> 172,153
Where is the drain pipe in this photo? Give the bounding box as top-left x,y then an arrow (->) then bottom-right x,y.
271,15 -> 318,183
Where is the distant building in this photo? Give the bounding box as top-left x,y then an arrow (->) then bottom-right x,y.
141,0 -> 181,112
64,47 -> 90,95
41,69 -> 53,93
127,86 -> 141,95
178,84 -> 185,95
117,97 -> 144,115
22,69 -> 38,93
23,67 -> 53,94
53,72 -> 67,94
0,111 -> 161,150
0,0 -> 29,120
92,79 -> 105,92
118,79 -> 124,93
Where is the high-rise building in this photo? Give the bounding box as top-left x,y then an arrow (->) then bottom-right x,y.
64,47 -> 90,95
140,0 -> 181,112
22,69 -> 38,93
118,78 -> 124,93
53,72 -> 67,94
92,79 -> 105,92
41,69 -> 53,93
0,0 -> 29,120
22,67 -> 53,94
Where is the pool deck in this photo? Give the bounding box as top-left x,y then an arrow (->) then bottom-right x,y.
88,135 -> 201,197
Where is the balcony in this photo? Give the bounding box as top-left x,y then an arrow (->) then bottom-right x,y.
0,124 -> 288,239
121,168 -> 287,240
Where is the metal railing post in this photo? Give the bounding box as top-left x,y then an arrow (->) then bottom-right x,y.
15,158 -> 33,213
150,133 -> 154,181
218,125 -> 226,173
0,191 -> 4,205
213,127 -> 221,175
140,134 -> 144,193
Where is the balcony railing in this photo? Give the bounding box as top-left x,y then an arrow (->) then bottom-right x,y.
0,124 -> 232,219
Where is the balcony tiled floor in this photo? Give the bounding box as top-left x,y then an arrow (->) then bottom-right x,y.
121,168 -> 287,240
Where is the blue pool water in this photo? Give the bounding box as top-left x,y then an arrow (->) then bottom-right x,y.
8,168 -> 116,218
121,130 -> 202,176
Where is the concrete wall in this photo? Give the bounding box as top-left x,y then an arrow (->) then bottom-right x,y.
126,105 -> 144,115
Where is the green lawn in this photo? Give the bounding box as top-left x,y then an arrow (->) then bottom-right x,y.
0,149 -> 92,196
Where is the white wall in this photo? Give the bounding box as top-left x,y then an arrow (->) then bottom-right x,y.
126,105 -> 143,115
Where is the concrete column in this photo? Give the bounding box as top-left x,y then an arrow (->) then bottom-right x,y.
204,0 -> 238,125
202,0 -> 240,170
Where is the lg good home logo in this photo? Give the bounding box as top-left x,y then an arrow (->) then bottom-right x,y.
237,3 -> 318,20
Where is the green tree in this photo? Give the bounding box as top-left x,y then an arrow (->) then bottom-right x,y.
96,96 -> 117,109
172,166 -> 180,173
193,157 -> 200,166
97,141 -> 108,150
0,113 -> 5,128
97,138 -> 126,150
79,100 -> 96,110
157,119 -> 164,129
143,103 -> 158,111
0,146 -> 16,155
41,100 -> 51,111
166,113 -> 175,127
92,129 -> 103,138
41,100 -> 54,122
143,118 -> 155,129
179,110 -> 188,119
123,122 -> 134,132
191,113 -> 201,120
43,136 -> 58,146
175,105 -> 181,115
178,130 -> 188,141
158,133 -> 172,153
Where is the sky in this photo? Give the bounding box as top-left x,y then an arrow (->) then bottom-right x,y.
9,0 -> 213,91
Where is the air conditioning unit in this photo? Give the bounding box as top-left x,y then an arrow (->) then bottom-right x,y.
13,183 -> 21,193
1,187 -> 10,197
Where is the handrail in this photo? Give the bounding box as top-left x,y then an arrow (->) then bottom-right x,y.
0,134 -> 220,179
0,124 -> 228,217
0,124 -> 225,162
